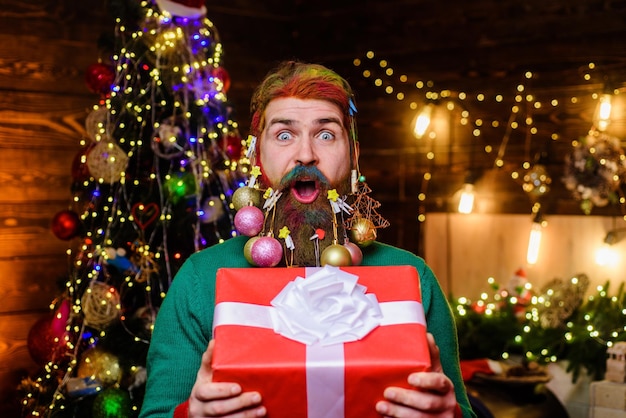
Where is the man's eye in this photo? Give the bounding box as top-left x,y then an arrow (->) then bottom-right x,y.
319,131 -> 334,141
277,132 -> 292,141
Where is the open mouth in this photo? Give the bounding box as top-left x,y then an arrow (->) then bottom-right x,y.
291,180 -> 320,204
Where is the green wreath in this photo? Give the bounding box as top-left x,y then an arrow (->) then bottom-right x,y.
562,131 -> 626,214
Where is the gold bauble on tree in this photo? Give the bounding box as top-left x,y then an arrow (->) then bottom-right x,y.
321,243 -> 352,267
231,187 -> 263,211
349,217 -> 377,247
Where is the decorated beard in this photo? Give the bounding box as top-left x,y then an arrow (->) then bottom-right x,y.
272,165 -> 351,266
233,122 -> 388,268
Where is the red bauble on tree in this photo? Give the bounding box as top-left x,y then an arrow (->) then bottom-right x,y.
27,313 -> 67,366
51,209 -> 81,240
71,146 -> 93,182
211,66 -> 231,93
85,62 -> 115,96
223,132 -> 243,160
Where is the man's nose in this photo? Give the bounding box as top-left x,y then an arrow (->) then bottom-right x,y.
295,138 -> 318,166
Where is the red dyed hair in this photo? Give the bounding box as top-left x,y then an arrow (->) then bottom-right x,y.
249,61 -> 356,140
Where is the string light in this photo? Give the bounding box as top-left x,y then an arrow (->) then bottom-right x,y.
354,51 -> 626,243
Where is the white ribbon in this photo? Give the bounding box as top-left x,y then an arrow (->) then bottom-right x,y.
213,300 -> 425,331
212,266 -> 426,418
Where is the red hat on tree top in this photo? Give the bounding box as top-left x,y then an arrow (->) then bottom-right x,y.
156,0 -> 206,18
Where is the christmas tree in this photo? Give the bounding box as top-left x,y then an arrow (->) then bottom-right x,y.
19,1 -> 247,416
453,272 -> 626,383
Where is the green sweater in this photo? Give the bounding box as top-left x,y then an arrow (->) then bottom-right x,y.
139,236 -> 475,417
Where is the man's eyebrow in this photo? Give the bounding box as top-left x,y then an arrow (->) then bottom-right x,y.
315,117 -> 342,126
267,116 -> 343,128
267,117 -> 294,127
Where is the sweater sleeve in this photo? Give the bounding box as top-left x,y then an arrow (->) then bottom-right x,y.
416,262 -> 476,418
139,237 -> 249,417
138,255 -> 211,418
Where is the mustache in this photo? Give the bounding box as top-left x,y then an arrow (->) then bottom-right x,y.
278,165 -> 330,190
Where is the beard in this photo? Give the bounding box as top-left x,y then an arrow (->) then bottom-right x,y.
270,166 -> 351,267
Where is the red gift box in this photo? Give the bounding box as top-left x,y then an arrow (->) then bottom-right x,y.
211,265 -> 430,418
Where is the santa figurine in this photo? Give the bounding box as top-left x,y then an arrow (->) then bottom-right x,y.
156,0 -> 206,18
506,268 -> 533,316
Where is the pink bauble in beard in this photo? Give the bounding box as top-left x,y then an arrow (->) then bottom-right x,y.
250,236 -> 283,267
343,240 -> 363,266
234,206 -> 264,237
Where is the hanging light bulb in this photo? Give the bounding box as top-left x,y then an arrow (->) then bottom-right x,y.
597,93 -> 613,131
595,228 -> 626,266
526,213 -> 544,265
457,172 -> 479,214
458,183 -> 475,214
595,243 -> 619,267
412,103 -> 433,139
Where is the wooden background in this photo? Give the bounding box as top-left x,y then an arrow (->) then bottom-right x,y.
0,1 -> 111,414
1,0 -> 626,415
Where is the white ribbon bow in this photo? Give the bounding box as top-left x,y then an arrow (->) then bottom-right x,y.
270,266 -> 382,346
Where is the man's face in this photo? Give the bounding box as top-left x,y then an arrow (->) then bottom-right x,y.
258,97 -> 352,195
257,97 -> 354,266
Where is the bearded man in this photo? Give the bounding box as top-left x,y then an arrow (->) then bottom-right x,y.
140,61 -> 475,418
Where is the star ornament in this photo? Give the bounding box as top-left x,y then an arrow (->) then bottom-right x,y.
279,226 -> 295,251
278,226 -> 291,239
327,189 -> 339,202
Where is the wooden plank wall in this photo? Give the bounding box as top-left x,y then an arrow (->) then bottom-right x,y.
0,1 -> 110,414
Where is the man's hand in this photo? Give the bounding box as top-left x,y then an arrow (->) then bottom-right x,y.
375,333 -> 458,417
188,340 -> 266,417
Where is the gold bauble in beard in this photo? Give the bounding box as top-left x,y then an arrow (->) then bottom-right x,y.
243,236 -> 261,266
232,187 -> 262,211
321,243 -> 352,267
349,217 -> 377,247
